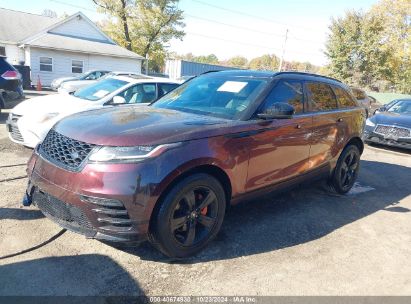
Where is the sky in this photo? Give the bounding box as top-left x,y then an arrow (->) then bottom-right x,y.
0,0 -> 378,66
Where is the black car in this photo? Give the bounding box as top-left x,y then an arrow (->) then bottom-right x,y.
364,99 -> 411,150
373,99 -> 404,115
0,57 -> 23,112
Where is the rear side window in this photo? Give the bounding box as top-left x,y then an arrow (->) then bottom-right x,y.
306,82 -> 337,111
332,86 -> 357,108
262,80 -> 304,113
0,46 -> 5,57
159,83 -> 179,97
352,88 -> 366,100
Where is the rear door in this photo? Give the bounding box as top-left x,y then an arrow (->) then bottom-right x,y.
304,81 -> 343,170
245,79 -> 312,191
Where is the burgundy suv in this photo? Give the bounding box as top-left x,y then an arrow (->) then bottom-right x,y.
25,71 -> 365,258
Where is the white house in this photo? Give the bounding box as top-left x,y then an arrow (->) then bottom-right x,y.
0,8 -> 144,86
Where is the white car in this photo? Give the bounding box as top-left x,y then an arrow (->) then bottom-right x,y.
58,71 -> 152,94
50,70 -> 110,90
6,76 -> 180,148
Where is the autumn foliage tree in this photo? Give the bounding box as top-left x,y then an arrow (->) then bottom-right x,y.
325,0 -> 410,93
93,0 -> 185,72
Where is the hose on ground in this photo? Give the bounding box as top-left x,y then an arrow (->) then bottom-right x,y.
0,229 -> 67,260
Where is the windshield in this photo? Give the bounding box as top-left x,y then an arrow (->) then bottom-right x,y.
387,100 -> 411,115
74,78 -> 128,101
152,75 -> 268,119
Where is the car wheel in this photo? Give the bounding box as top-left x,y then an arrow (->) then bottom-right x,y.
150,173 -> 226,258
329,145 -> 360,194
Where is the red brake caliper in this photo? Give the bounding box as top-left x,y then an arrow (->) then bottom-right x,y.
197,193 -> 208,215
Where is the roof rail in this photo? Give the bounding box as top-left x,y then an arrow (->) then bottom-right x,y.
275,71 -> 342,83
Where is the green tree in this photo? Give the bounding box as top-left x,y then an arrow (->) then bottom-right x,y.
94,0 -> 185,72
248,54 -> 279,71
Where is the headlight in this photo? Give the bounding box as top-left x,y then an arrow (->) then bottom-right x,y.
88,143 -> 182,163
37,113 -> 59,123
365,118 -> 376,127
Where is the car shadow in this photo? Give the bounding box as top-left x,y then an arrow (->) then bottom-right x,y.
0,208 -> 44,220
367,142 -> 411,155
0,254 -> 145,297
119,160 -> 411,263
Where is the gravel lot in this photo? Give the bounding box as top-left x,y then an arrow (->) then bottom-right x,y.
0,106 -> 410,296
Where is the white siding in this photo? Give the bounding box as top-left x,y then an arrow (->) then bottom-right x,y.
49,17 -> 109,42
29,47 -> 142,86
3,44 -> 25,65
88,55 -> 142,73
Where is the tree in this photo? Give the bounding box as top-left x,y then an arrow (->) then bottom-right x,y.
325,0 -> 411,93
369,0 -> 411,93
226,56 -> 248,68
248,54 -> 279,71
94,0 -> 185,72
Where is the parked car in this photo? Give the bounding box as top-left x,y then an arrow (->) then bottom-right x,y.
24,71 -> 365,258
50,70 -> 110,91
364,99 -> 411,150
373,99 -> 403,115
0,57 -> 23,113
58,71 -> 151,94
351,87 -> 373,117
6,76 -> 179,147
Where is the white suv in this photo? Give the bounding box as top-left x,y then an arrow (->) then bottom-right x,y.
6,76 -> 179,147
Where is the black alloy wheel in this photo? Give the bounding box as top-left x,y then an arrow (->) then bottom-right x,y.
330,145 -> 361,194
150,173 -> 226,258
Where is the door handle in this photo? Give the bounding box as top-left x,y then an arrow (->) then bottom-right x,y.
337,118 -> 343,122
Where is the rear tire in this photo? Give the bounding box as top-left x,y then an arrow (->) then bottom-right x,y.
149,173 -> 226,258
329,145 -> 360,194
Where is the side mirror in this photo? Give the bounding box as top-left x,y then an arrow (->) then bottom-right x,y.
258,102 -> 295,119
112,96 -> 126,105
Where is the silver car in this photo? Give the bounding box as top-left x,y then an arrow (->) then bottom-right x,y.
50,70 -> 110,90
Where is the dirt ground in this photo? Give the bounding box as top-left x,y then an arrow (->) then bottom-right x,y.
0,108 -> 410,296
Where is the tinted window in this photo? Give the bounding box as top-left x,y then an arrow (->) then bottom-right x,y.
118,83 -> 157,104
159,83 -> 178,97
306,82 -> 337,111
0,46 -> 5,57
262,80 -> 303,113
332,86 -> 357,108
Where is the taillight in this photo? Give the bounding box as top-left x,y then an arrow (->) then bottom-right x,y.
1,70 -> 21,80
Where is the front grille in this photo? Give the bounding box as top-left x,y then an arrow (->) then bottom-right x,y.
39,129 -> 96,171
33,189 -> 94,235
375,125 -> 410,138
9,124 -> 24,142
8,114 -> 24,142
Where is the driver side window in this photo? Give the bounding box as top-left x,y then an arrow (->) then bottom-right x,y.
117,84 -> 157,104
262,80 -> 304,113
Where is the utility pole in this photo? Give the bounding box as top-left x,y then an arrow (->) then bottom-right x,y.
145,54 -> 149,75
278,29 -> 288,72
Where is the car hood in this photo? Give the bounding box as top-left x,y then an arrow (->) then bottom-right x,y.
12,94 -> 94,117
372,112 -> 411,128
54,77 -> 77,84
62,80 -> 96,88
54,106 -> 241,146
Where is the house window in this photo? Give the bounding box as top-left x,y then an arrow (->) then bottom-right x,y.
39,57 -> 53,72
72,60 -> 83,74
0,46 -> 5,57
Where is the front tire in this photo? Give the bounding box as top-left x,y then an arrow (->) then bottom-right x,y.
150,173 -> 226,258
329,145 -> 360,194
